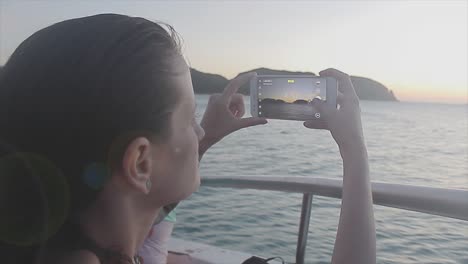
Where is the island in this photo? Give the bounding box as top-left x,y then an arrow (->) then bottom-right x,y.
191,67 -> 398,101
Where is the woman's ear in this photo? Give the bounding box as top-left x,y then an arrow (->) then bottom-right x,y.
121,137 -> 154,195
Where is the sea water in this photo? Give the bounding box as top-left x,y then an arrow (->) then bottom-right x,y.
173,95 -> 468,264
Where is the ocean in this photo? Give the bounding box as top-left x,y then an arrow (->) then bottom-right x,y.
173,95 -> 468,264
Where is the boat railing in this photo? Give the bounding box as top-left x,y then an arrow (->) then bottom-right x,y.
201,176 -> 468,264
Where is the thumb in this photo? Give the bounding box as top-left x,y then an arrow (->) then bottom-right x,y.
303,119 -> 328,130
236,117 -> 268,130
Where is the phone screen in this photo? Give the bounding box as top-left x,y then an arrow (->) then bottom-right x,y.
257,76 -> 326,120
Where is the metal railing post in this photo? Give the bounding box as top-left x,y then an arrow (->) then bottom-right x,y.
296,193 -> 313,264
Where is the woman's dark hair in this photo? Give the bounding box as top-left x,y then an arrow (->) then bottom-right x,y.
0,14 -> 183,263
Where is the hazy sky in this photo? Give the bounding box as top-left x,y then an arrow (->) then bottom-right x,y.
0,0 -> 466,103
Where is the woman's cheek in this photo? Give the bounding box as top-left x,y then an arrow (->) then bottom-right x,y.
171,127 -> 198,162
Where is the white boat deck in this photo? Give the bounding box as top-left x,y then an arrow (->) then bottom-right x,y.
168,238 -> 283,264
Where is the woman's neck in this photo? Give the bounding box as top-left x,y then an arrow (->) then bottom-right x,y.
79,190 -> 160,260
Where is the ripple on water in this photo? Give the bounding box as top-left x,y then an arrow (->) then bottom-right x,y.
175,97 -> 468,264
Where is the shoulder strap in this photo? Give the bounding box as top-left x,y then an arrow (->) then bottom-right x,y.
74,235 -> 136,264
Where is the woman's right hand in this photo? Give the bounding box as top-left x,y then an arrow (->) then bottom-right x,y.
304,68 -> 364,151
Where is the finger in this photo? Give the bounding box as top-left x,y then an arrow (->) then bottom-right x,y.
303,120 -> 329,130
337,91 -> 345,106
229,94 -> 245,118
235,117 -> 268,130
319,68 -> 358,99
222,72 -> 256,102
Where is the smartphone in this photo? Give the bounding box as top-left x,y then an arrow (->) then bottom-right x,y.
250,75 -> 337,121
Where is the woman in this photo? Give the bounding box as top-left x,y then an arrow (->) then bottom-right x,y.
0,14 -> 375,264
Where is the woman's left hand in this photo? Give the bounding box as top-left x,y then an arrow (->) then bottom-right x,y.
199,72 -> 267,157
